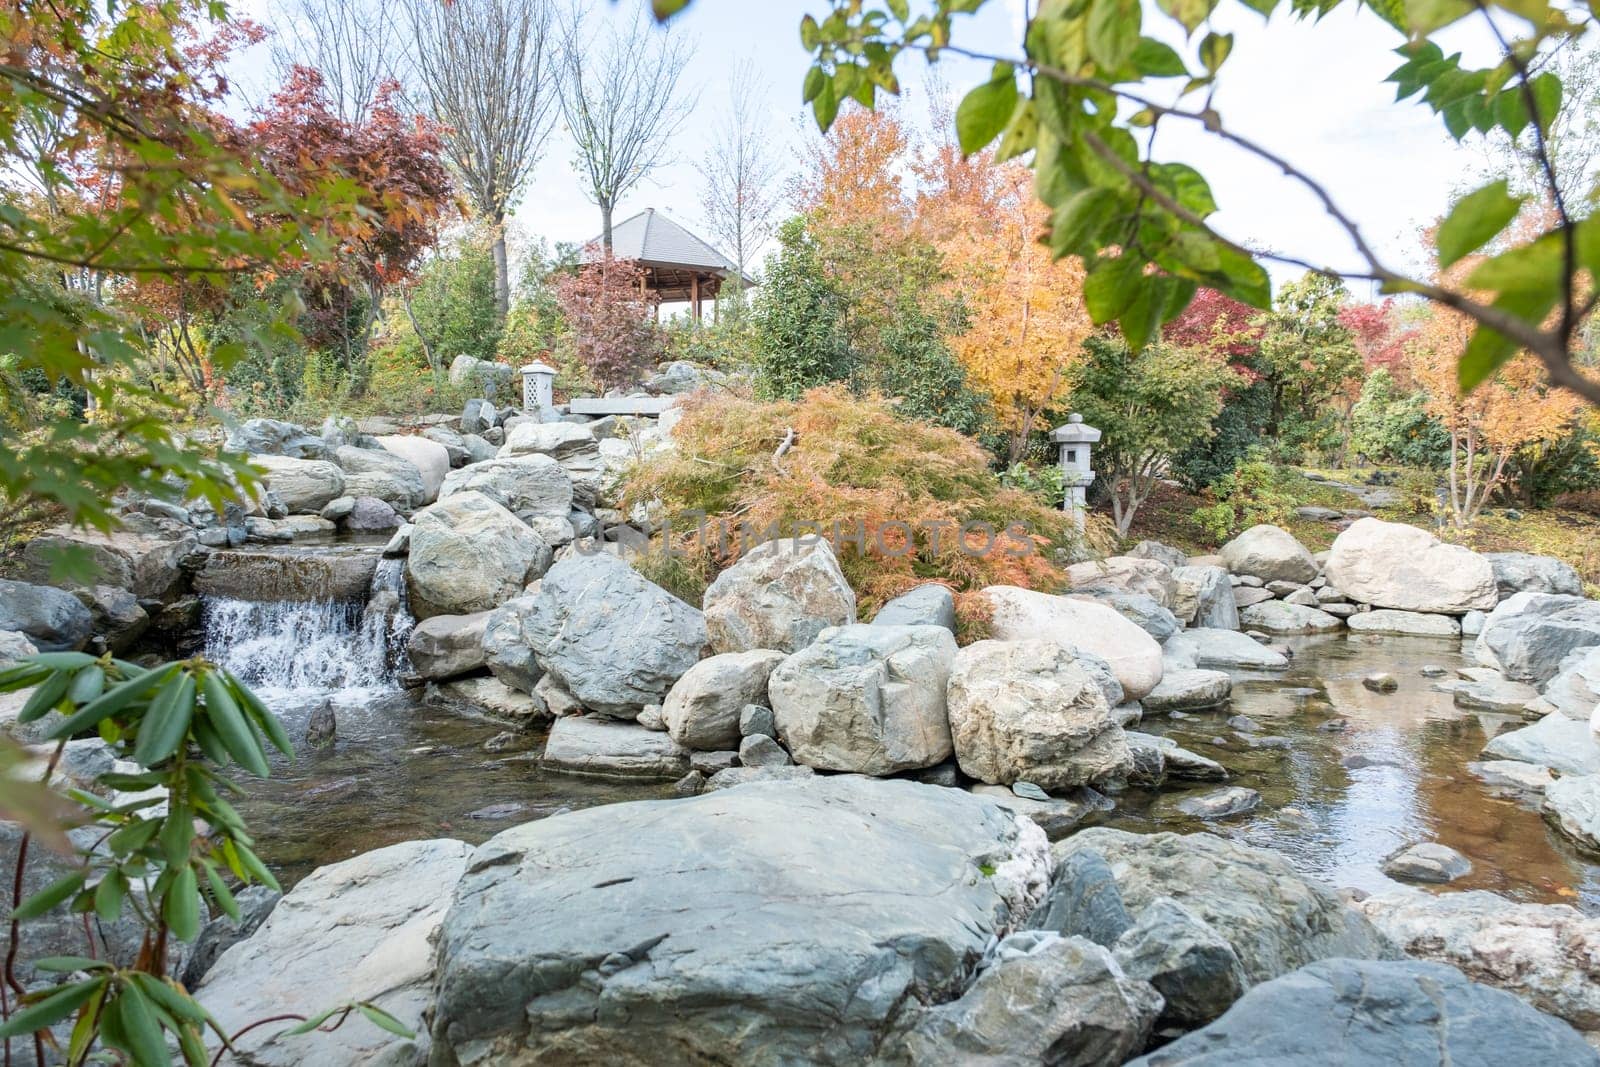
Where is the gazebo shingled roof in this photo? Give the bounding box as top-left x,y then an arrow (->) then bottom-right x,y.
580,208 -> 753,321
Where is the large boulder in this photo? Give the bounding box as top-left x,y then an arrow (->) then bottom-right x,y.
405,492 -> 551,619
438,455 -> 575,545
498,421 -> 603,495
871,584 -> 956,631
1542,772 -> 1600,851
22,514 -> 197,599
769,624 -> 957,775
661,650 -> 786,750
1123,958 -> 1598,1066
447,354 -> 514,399
900,931 -> 1161,1065
1481,712 -> 1600,776
946,639 -> 1132,788
251,454 -> 345,514
1355,888 -> 1600,1035
982,586 -> 1164,701
1067,556 -> 1176,608
702,537 -> 857,654
540,715 -> 691,780
405,611 -> 491,681
480,594 -> 542,693
1051,829 -> 1394,990
0,579 -> 92,651
1082,591 -> 1181,642
197,838 -> 471,1067
377,434 -> 450,504
427,777 -> 1050,1066
336,445 -> 427,512
1540,646 -> 1600,720
1475,591 -> 1600,685
1324,517 -> 1498,612
224,417 -> 330,459
1484,551 -> 1584,599
1171,564 -> 1239,630
1219,525 -> 1317,584
520,552 -> 707,717
1112,896 -> 1248,1028
75,584 -> 148,653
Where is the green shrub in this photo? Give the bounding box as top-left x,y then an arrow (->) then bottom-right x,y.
1191,454 -> 1297,541
1349,369 -> 1450,468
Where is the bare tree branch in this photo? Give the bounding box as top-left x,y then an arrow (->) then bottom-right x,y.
559,8 -> 696,250
268,0 -> 401,126
696,59 -> 784,286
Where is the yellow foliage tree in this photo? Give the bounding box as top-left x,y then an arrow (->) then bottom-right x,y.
916,141 -> 1091,464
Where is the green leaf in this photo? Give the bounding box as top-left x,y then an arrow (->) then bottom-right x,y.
202,671 -> 270,777
47,664 -> 166,740
281,1004 -> 345,1036
1407,0 -> 1475,33
1153,162 -> 1218,216
1131,38 -> 1187,77
1084,254 -> 1146,324
94,871 -> 127,922
1212,243 -> 1272,308
27,652 -> 97,671
356,1002 -> 417,1038
1458,287 -> 1559,390
1529,71 -> 1561,134
651,0 -> 690,19
128,974 -> 211,1026
133,671 -> 195,766
111,982 -> 173,1067
228,673 -> 292,758
67,665 -> 105,705
33,956 -> 107,973
1049,187 -> 1119,256
1465,233 -> 1562,292
956,68 -> 1019,155
14,870 -> 86,920
163,866 -> 201,941
802,66 -> 826,105
1119,273 -> 1178,353
204,863 -> 240,921
1437,180 -> 1524,267
1156,0 -> 1217,34
1087,0 -> 1140,70
0,978 -> 104,1039
233,841 -> 280,893
18,670 -> 71,724
1199,32 -> 1233,74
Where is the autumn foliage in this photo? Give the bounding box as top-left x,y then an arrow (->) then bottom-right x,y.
621,387 -> 1080,622
554,257 -> 664,390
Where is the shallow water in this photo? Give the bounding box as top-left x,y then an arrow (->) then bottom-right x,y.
1113,633 -> 1600,910
229,629 -> 1599,908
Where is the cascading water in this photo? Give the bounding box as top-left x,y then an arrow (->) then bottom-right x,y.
202,555 -> 414,702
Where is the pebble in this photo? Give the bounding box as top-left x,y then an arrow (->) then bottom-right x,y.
1419,665 -> 1449,678
1012,781 -> 1050,801
1173,786 -> 1260,819
673,770 -> 706,797
1382,841 -> 1472,884
1362,673 -> 1399,693
1226,714 -> 1260,733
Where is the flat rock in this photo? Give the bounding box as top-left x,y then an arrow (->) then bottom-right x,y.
1163,786 -> 1261,820
969,784 -> 1113,840
1347,608 -> 1462,637
1542,773 -> 1600,852
1451,677 -> 1540,713
540,715 -> 690,780
1125,732 -> 1228,781
1123,957 -> 1598,1066
1167,628 -> 1290,671
704,764 -> 816,791
1239,601 -> 1342,634
427,777 -> 1051,1065
1481,712 -> 1600,776
1142,668 -> 1232,713
439,676 -> 547,722
1468,759 -> 1556,793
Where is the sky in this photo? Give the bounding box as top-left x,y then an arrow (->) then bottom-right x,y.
232,0 -> 1517,299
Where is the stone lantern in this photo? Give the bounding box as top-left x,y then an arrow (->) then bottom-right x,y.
1049,413 -> 1100,529
521,361 -> 557,415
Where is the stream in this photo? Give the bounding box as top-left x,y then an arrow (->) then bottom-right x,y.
193,545 -> 1599,906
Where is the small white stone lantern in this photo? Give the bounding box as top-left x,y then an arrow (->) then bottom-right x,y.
1049,413 -> 1101,529
521,360 -> 557,415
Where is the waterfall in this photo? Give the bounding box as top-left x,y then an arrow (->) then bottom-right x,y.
202,558 -> 415,700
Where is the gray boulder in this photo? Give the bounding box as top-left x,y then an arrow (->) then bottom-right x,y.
1481,712 -> 1600,775
438,454 -> 575,546
480,594 -> 543,693
1026,848 -> 1134,946
1325,516 -> 1498,613
0,630 -> 38,666
1127,539 -> 1190,571
1542,772 -> 1600,851
344,495 -> 400,532
1166,629 -> 1289,671
661,649 -> 786,750
251,454 -> 345,513
1381,841 -> 1472,883
179,885 -> 280,989
1219,525 -> 1317,584
946,639 -> 1132,789
1355,888 -> 1600,1034
1113,896 -> 1248,1028
900,932 -> 1161,1066
427,777 -> 1050,1066
22,514 -> 197,599
1476,591 -> 1600,685
1067,556 -> 1177,608
224,417 -> 329,458
983,586 -> 1165,702
460,398 -> 498,435
1347,609 -> 1461,637
705,764 -> 816,790
406,492 -> 551,619
1142,668 -> 1232,713
1080,591 -> 1181,641
1540,646 -> 1600,720
1124,957 -> 1599,1066
196,838 -> 472,1067
871,584 -> 956,631
769,624 -> 956,775
1053,829 -> 1394,989
0,579 -> 92,651
405,611 -> 491,681
336,445 -> 427,511
1171,564 -> 1239,630
521,552 -> 707,717
540,715 -> 691,780
447,354 -> 514,398
1238,601 -> 1342,634
702,536 -> 857,654
1485,551 -> 1584,598
74,584 -> 148,653
421,425 -> 471,466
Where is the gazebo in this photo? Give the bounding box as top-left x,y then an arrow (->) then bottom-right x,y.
580,208 -> 753,323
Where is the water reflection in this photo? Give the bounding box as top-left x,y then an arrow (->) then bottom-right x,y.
1111,633 -> 1600,912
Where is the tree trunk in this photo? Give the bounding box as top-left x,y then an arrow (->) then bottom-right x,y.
601,200 -> 615,253
492,218 -> 510,324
